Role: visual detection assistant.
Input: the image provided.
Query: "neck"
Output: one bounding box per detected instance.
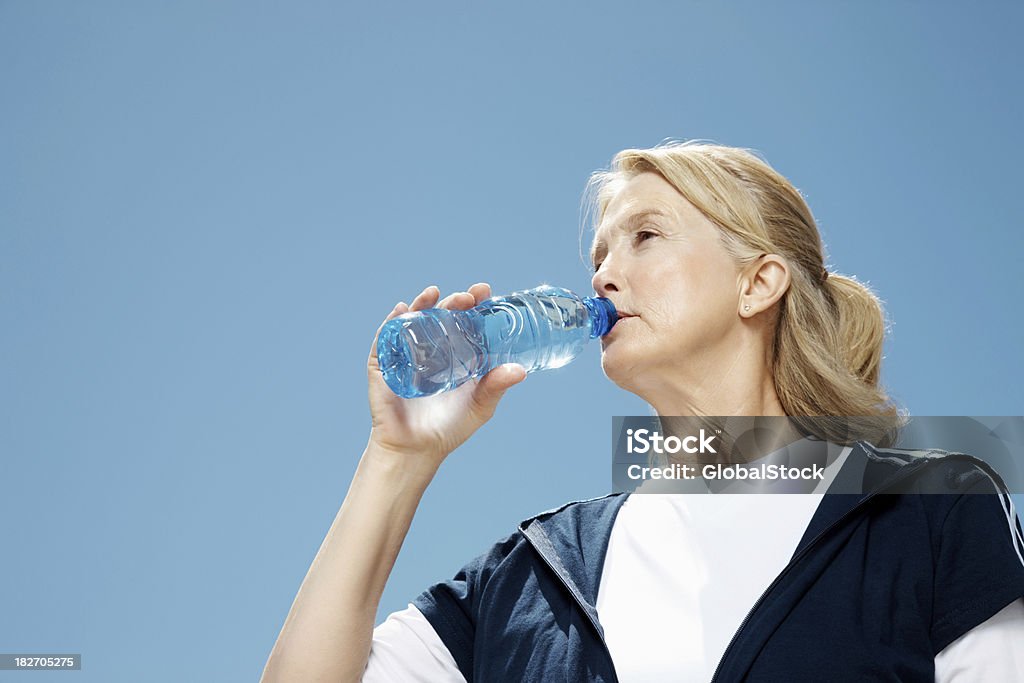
[640,341,787,419]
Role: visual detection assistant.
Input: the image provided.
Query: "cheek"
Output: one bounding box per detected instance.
[637,266,709,323]
[643,268,737,334]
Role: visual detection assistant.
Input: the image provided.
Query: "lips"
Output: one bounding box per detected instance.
[612,306,637,318]
[604,313,636,342]
[604,305,636,341]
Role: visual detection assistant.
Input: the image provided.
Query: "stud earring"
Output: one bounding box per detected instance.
[743,305,751,312]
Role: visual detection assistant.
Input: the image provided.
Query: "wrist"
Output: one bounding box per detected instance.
[362,438,444,487]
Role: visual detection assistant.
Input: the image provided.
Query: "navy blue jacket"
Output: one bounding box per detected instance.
[413,441,1024,681]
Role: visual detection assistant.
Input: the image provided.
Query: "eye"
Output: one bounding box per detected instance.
[593,229,659,272]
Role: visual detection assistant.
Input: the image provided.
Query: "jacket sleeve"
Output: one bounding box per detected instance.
[930,473,1024,654]
[411,531,520,680]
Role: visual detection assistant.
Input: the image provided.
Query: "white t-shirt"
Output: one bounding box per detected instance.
[363,445,1024,681]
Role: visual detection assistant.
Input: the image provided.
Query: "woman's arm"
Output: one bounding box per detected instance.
[260,442,439,682]
[260,284,525,683]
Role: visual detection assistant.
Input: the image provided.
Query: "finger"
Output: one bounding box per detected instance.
[409,285,440,311]
[439,291,475,310]
[468,282,491,305]
[385,301,409,322]
[467,363,527,422]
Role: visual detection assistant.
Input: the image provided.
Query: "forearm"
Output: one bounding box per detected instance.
[261,442,439,683]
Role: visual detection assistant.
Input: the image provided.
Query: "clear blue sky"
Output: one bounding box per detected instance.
[2,2,1022,681]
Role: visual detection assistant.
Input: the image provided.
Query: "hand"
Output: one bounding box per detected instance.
[365,283,527,468]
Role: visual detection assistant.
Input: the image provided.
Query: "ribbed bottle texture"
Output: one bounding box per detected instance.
[377,285,617,398]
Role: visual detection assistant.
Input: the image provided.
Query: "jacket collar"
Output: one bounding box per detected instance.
[517,493,629,639]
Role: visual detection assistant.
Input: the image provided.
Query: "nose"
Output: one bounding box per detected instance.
[591,259,620,296]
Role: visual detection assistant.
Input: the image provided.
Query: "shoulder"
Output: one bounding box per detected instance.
[855,441,1020,550]
[858,440,1013,498]
[859,446,1024,588]
[518,492,629,531]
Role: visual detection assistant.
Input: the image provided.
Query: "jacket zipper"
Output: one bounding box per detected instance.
[709,460,930,682]
[520,527,621,683]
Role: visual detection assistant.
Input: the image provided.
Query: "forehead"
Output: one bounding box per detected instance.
[591,173,687,247]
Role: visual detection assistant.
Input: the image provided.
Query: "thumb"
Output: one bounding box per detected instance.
[468,364,527,422]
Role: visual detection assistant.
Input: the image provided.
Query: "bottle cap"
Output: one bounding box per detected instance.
[584,297,618,338]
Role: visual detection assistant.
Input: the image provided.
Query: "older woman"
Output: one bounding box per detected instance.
[262,143,1024,682]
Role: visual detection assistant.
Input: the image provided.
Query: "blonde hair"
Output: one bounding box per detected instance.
[585,141,903,446]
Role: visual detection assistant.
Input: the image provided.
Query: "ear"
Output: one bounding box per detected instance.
[739,254,790,318]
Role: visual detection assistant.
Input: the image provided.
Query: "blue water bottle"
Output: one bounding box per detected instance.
[377,285,617,398]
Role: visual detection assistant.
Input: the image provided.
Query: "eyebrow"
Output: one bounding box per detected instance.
[590,209,669,267]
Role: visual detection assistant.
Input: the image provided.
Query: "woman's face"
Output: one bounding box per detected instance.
[590,172,745,396]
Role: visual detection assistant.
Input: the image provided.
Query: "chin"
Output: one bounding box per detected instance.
[600,348,644,392]
[602,342,673,401]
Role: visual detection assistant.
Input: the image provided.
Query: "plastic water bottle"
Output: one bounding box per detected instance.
[377,285,618,398]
